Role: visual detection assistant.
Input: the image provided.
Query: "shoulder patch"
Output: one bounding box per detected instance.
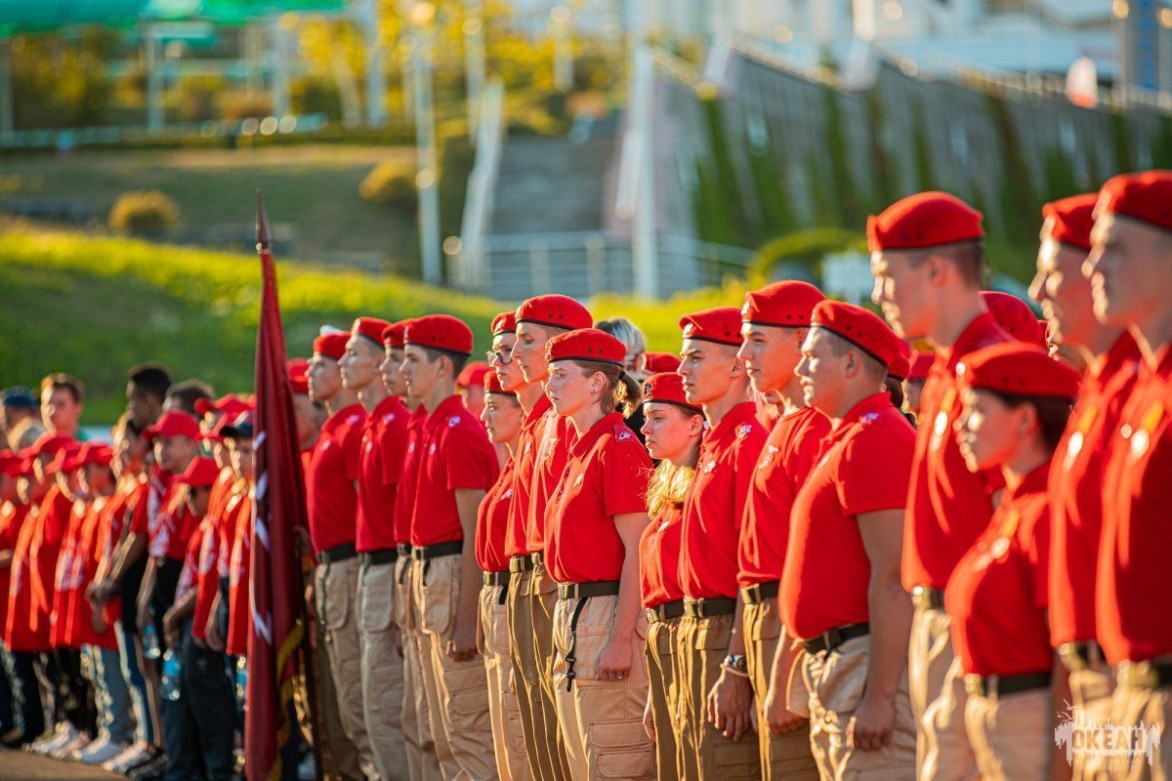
[383,413,395,425]
[737,424,753,439]
[448,415,461,427]
[860,412,880,426]
[346,413,362,425]
[615,429,633,442]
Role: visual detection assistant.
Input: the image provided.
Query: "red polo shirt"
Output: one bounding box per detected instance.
[475,459,516,574]
[902,312,1010,591]
[680,402,767,600]
[6,510,48,652]
[52,499,89,649]
[0,500,30,635]
[306,403,366,554]
[226,489,255,657]
[640,504,685,609]
[29,485,73,641]
[947,464,1052,677]
[409,395,498,548]
[525,407,573,553]
[506,395,551,558]
[392,406,427,547]
[1097,345,1172,665]
[545,413,651,584]
[64,499,117,650]
[98,479,144,627]
[176,517,210,604]
[782,394,915,640]
[356,395,409,553]
[191,468,235,642]
[1049,333,1139,648]
[738,405,830,587]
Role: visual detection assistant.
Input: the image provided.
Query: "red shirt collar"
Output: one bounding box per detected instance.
[568,412,626,460]
[322,403,365,436]
[1003,461,1050,504]
[703,401,758,447]
[368,394,407,423]
[835,392,894,432]
[423,394,469,432]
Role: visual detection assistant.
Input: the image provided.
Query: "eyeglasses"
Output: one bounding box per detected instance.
[486,349,513,366]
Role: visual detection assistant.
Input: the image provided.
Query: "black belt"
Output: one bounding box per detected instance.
[318,543,358,565]
[964,671,1051,697]
[647,600,685,623]
[1058,640,1106,672]
[742,581,779,605]
[509,555,535,574]
[802,623,871,655]
[1116,660,1172,690]
[911,586,945,610]
[483,571,511,587]
[359,548,398,567]
[411,541,463,560]
[684,597,737,618]
[558,581,620,600]
[396,544,412,558]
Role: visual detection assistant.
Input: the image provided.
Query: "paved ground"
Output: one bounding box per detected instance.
[0,747,124,780]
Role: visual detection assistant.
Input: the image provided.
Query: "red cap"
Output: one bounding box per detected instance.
[288,359,310,395]
[643,352,680,374]
[313,332,349,361]
[32,433,74,459]
[742,281,826,327]
[49,443,83,474]
[491,311,517,336]
[679,307,744,346]
[73,443,114,470]
[352,316,393,346]
[957,343,1080,400]
[381,320,409,349]
[642,372,701,413]
[175,456,221,489]
[867,191,984,252]
[908,351,935,381]
[484,371,512,396]
[515,295,593,331]
[0,452,22,478]
[195,394,251,419]
[545,328,626,366]
[1095,170,1172,233]
[811,300,904,370]
[457,361,490,389]
[144,410,201,443]
[981,292,1046,348]
[1042,194,1097,251]
[406,314,474,355]
[16,449,37,477]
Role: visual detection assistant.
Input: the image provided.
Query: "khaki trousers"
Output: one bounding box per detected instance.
[1066,664,1115,780]
[395,554,442,781]
[1106,683,1172,781]
[552,594,655,781]
[802,634,917,780]
[910,604,978,781]
[480,582,530,780]
[411,554,497,781]
[644,616,682,781]
[963,687,1050,781]
[743,599,820,780]
[315,612,365,781]
[316,557,380,780]
[677,613,762,780]
[358,560,409,781]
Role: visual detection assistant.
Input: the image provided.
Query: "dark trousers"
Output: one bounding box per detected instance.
[0,643,13,733]
[50,646,96,734]
[5,650,46,738]
[163,621,235,781]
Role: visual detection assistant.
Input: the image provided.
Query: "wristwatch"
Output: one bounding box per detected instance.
[722,654,748,673]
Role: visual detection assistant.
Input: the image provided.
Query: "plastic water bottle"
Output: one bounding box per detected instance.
[235,657,248,703]
[161,649,182,702]
[142,623,161,660]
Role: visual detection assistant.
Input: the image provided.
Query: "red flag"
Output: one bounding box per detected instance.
[246,191,309,781]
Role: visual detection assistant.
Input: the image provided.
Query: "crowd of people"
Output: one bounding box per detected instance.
[0,169,1170,781]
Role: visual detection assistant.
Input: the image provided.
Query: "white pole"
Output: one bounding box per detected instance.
[465,0,486,138]
[551,5,573,92]
[146,27,164,132]
[364,0,387,126]
[631,45,658,299]
[272,17,291,117]
[399,0,415,120]
[0,39,14,142]
[412,2,442,285]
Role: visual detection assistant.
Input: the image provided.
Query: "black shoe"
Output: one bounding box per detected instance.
[0,728,31,748]
[128,753,168,781]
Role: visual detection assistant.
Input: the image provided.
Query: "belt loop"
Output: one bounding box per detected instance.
[318,560,331,627]
[397,557,409,586]
[497,579,510,606]
[564,597,590,692]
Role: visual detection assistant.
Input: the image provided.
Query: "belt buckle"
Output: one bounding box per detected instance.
[1059,642,1087,672]
[963,674,986,696]
[1119,661,1159,689]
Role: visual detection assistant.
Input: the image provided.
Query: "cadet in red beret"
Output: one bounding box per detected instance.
[782,300,917,778]
[401,313,499,779]
[869,191,1012,777]
[980,291,1046,348]
[305,329,377,776]
[947,344,1079,779]
[1085,171,1172,778]
[540,328,652,779]
[509,294,592,781]
[457,361,491,419]
[641,352,678,374]
[731,281,826,776]
[637,372,704,780]
[673,306,766,779]
[473,371,529,781]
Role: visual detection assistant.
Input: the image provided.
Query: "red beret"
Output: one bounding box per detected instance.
[643,352,680,373]
[287,359,310,395]
[49,443,83,474]
[0,452,22,478]
[679,307,744,346]
[981,292,1046,349]
[457,361,490,389]
[1095,170,1172,233]
[908,351,935,381]
[491,311,517,336]
[1042,194,1097,252]
[73,443,114,470]
[313,332,349,361]
[545,328,626,366]
[195,394,251,419]
[32,433,74,458]
[175,456,221,489]
[484,371,512,396]
[867,191,984,252]
[352,316,392,346]
[811,300,904,370]
[642,372,701,413]
[889,340,913,381]
[405,314,474,355]
[381,321,409,349]
[957,343,1080,400]
[144,410,201,443]
[515,294,593,331]
[742,281,826,327]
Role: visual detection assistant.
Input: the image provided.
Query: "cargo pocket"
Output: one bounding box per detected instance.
[359,574,394,633]
[391,558,411,628]
[322,564,351,631]
[488,599,510,656]
[589,720,655,780]
[813,642,870,715]
[419,565,453,636]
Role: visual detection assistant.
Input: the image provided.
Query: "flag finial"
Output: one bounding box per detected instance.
[256,189,271,253]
